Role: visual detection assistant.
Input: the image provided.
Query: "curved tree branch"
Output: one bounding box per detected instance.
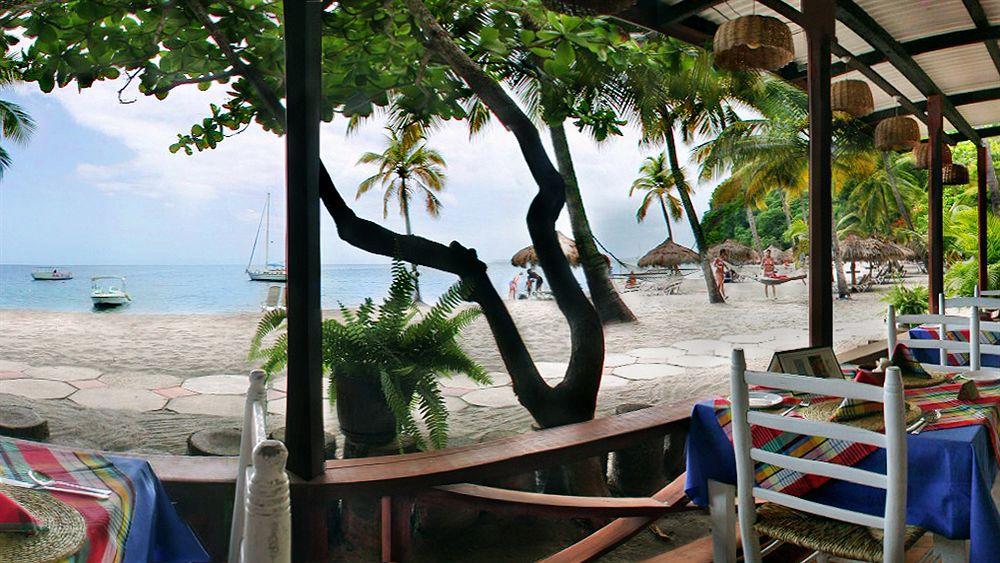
[404,0,604,420]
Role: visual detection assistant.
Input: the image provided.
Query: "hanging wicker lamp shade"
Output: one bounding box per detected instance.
[875,116,920,151]
[540,0,635,15]
[831,80,874,117]
[912,141,953,169]
[942,163,970,185]
[713,15,794,71]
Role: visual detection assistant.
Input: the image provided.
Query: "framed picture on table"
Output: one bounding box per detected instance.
[768,346,844,378]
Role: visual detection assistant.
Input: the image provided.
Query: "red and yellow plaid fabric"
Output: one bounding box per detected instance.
[0,440,135,563]
[715,377,1000,498]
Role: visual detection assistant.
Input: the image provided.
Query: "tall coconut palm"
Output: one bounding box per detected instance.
[629,153,684,240]
[0,62,35,177]
[356,124,445,302]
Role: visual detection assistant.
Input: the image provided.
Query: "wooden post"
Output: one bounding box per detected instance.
[803,0,835,347]
[927,94,944,313]
[284,2,326,560]
[979,142,990,292]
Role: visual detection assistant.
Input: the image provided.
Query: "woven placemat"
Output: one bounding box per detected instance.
[0,484,86,563]
[798,400,923,431]
[903,372,952,388]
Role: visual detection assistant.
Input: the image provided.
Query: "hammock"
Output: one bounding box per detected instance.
[757,274,807,286]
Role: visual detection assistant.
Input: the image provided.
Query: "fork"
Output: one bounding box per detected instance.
[780,398,812,416]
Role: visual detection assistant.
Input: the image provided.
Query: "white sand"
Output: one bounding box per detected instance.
[0,275,894,447]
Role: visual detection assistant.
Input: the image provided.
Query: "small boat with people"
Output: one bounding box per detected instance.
[90,276,131,308]
[31,268,73,280]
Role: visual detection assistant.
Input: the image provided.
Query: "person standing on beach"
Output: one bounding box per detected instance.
[508,273,521,300]
[527,268,544,295]
[761,249,777,299]
[713,249,729,301]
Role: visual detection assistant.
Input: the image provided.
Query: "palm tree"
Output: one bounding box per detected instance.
[356,124,446,302]
[0,62,35,177]
[629,153,684,240]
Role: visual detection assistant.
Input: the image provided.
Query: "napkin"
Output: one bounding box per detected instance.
[889,343,931,378]
[854,368,884,386]
[829,397,884,422]
[0,489,44,535]
[958,379,981,400]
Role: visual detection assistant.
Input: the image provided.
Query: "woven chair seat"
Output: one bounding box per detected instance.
[754,503,925,562]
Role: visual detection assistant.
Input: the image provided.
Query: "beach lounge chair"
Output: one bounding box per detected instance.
[728,350,925,562]
[228,370,290,562]
[261,285,284,312]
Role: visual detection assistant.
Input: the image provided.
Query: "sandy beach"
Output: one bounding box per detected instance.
[0,275,893,452]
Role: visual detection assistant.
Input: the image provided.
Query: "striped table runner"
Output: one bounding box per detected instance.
[0,440,135,562]
[715,378,1000,497]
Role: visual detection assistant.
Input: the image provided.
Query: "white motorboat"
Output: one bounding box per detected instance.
[31,268,73,280]
[91,276,131,308]
[246,192,287,282]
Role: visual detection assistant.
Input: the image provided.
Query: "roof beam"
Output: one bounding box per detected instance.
[658,0,727,25]
[615,0,717,46]
[961,0,1000,80]
[786,25,1000,83]
[866,86,1000,123]
[835,0,982,145]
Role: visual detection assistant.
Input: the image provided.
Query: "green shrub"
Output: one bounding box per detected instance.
[882,285,928,316]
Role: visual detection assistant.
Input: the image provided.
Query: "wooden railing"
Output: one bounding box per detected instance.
[26,399,695,561]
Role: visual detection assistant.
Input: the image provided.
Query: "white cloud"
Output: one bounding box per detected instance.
[32,79,718,264]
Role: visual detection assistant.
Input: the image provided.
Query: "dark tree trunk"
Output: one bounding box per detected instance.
[664,121,723,303]
[883,152,913,230]
[549,123,636,324]
[659,195,674,240]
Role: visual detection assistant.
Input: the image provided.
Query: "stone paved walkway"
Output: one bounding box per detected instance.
[0,324,817,417]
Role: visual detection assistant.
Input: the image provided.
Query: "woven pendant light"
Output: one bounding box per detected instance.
[540,0,635,15]
[713,15,794,71]
[831,80,874,118]
[875,116,920,151]
[912,141,953,170]
[942,164,970,185]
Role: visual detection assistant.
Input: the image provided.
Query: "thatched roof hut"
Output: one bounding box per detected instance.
[839,235,893,263]
[638,239,700,268]
[710,240,758,265]
[510,231,582,267]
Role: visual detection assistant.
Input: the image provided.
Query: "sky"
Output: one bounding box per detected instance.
[0,79,720,266]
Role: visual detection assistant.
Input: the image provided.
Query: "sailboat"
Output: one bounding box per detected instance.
[246,192,287,282]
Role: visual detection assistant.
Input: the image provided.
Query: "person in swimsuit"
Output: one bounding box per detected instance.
[527,268,544,295]
[761,249,777,299]
[508,273,521,300]
[713,249,728,300]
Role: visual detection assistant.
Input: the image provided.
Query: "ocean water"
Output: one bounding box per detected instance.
[0,263,588,314]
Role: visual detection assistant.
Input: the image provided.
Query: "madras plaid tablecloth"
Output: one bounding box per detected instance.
[908,325,1000,367]
[0,439,208,562]
[712,378,1000,499]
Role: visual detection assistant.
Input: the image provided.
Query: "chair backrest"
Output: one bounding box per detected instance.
[729,349,908,563]
[228,370,290,563]
[886,303,972,370]
[939,289,1000,371]
[263,286,282,310]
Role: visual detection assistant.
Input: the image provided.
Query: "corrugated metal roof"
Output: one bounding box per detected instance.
[959,100,1000,128]
[915,44,1000,95]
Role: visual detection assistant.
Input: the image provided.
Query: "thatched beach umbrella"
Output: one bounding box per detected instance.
[510,231,582,267]
[839,235,885,263]
[638,239,700,269]
[710,240,758,265]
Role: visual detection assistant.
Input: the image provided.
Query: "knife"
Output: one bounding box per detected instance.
[0,476,110,499]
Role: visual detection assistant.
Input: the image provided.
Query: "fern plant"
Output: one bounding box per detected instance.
[882,284,929,317]
[249,260,490,449]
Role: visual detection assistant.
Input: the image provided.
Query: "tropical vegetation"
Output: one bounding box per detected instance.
[250,260,488,449]
[0,59,34,177]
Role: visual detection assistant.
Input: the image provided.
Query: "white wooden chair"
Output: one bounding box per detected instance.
[228,370,291,563]
[729,348,919,562]
[941,289,1000,374]
[886,303,973,372]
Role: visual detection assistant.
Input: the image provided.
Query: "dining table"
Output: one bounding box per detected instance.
[0,437,210,562]
[908,325,1000,368]
[685,378,1000,563]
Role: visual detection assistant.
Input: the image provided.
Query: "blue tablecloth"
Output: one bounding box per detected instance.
[107,455,210,562]
[686,402,1000,562]
[908,326,1000,368]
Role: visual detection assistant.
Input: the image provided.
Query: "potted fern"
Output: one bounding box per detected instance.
[250,261,489,449]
